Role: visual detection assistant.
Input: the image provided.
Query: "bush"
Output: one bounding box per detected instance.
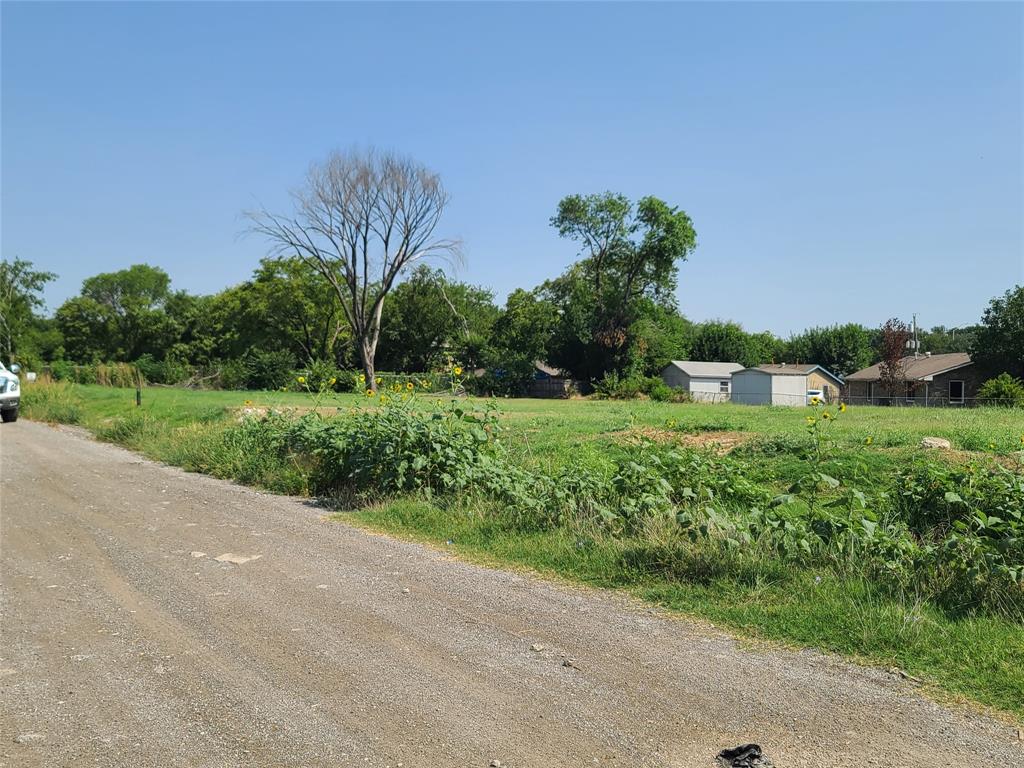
[978,373,1024,407]
[218,349,297,391]
[592,372,689,402]
[135,354,190,385]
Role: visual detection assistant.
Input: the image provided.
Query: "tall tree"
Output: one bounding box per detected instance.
[971,286,1024,377]
[481,289,556,394]
[249,148,458,390]
[0,258,56,363]
[75,264,175,360]
[877,318,911,397]
[545,192,697,380]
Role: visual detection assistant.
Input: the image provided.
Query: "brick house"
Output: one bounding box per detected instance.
[844,352,981,406]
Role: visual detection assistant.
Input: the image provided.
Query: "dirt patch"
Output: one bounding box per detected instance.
[609,427,752,454]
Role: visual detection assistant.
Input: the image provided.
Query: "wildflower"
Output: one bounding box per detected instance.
[297,376,306,384]
[407,382,414,391]
[243,399,253,406]
[453,366,463,376]
[375,377,382,385]
[988,443,996,450]
[359,374,365,381]
[809,395,821,405]
[821,411,832,420]
[329,377,337,386]
[805,416,816,425]
[838,402,847,413]
[365,389,374,397]
[864,436,873,445]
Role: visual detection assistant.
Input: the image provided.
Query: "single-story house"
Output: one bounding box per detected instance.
[844,352,979,406]
[660,361,745,402]
[731,363,844,406]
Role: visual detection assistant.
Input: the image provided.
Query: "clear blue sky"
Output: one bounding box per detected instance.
[3,1,1021,336]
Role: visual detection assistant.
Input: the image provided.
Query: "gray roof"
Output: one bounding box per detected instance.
[845,353,972,382]
[738,363,844,384]
[664,361,745,377]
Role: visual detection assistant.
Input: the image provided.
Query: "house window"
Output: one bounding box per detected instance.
[949,380,965,404]
[719,380,730,394]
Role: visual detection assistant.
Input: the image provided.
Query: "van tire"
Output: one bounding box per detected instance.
[1,408,18,423]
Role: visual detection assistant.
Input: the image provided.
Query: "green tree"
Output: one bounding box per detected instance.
[785,323,874,378]
[971,286,1024,378]
[0,258,57,364]
[689,321,776,368]
[626,302,693,375]
[481,289,556,394]
[377,265,498,372]
[55,296,113,363]
[919,325,979,355]
[71,264,176,360]
[544,192,697,381]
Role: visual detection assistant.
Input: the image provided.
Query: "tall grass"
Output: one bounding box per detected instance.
[20,379,84,424]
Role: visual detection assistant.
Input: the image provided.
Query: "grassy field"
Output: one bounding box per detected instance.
[55,382,1024,452]
[20,382,1024,720]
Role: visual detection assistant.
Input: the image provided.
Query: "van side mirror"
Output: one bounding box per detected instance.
[9,364,20,374]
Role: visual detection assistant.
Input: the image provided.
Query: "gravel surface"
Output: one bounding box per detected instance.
[1,420,1020,767]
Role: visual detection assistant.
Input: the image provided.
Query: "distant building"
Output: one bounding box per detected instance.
[528,361,576,399]
[660,361,745,402]
[844,352,978,406]
[731,363,844,406]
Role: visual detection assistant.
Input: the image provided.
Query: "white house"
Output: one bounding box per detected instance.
[731,363,844,406]
[660,361,745,402]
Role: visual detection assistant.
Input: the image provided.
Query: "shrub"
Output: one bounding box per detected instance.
[218,349,297,390]
[135,354,190,385]
[592,372,689,402]
[978,373,1024,407]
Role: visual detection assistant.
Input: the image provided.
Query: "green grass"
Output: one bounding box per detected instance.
[20,381,1024,720]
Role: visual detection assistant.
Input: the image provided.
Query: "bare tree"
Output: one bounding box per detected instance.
[248,148,459,390]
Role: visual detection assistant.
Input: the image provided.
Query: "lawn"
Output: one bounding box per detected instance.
[63,383,1024,454]
[20,382,1024,720]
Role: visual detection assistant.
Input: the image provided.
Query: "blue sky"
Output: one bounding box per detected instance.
[2,1,1021,336]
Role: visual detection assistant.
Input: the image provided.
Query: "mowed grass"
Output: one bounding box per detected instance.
[56,384,1024,456]
[21,382,1024,719]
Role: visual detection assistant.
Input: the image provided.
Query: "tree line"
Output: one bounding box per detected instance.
[1,147,1020,394]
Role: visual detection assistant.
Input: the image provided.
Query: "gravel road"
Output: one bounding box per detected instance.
[1,420,1020,767]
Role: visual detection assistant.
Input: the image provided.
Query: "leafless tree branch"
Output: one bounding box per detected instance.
[246,148,461,388]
